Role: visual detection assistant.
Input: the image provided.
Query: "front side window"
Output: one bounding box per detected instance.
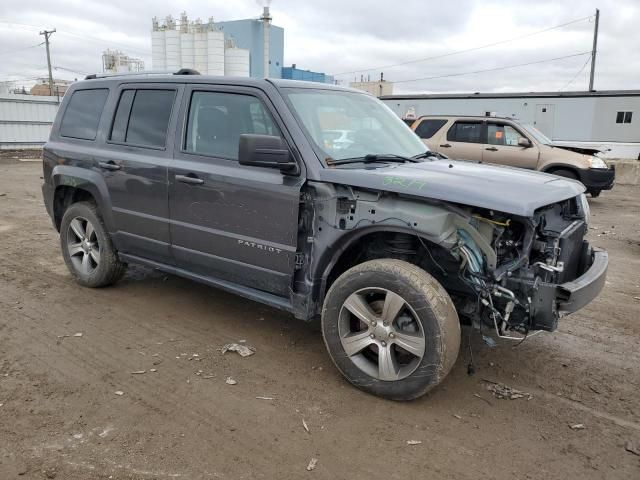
[414,119,447,139]
[446,122,483,143]
[282,88,425,162]
[487,124,522,146]
[110,89,175,148]
[185,91,280,160]
[60,89,109,140]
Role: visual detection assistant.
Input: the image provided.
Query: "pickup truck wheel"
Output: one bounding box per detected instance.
[322,259,460,400]
[60,201,126,288]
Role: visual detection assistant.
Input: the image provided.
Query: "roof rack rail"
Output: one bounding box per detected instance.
[84,69,200,80]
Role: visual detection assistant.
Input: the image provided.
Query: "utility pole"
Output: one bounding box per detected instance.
[588,9,599,92]
[39,28,56,96]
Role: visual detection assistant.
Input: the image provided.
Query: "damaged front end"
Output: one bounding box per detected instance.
[453,193,608,338]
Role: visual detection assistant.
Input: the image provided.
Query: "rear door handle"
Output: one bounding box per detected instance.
[98,161,121,171]
[176,174,204,185]
[440,143,451,148]
[485,147,498,151]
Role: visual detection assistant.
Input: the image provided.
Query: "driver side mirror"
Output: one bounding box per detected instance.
[518,137,532,148]
[238,134,298,174]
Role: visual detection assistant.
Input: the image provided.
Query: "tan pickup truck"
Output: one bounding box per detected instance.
[411,115,615,197]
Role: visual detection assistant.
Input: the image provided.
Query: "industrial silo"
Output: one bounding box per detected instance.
[164,16,181,71]
[224,40,250,77]
[179,12,195,69]
[206,18,225,76]
[151,17,166,70]
[193,19,208,74]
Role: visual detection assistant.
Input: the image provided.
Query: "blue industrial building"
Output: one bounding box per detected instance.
[281,65,335,84]
[216,19,284,78]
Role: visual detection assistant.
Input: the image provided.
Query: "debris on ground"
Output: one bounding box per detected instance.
[256,396,274,400]
[625,440,640,456]
[57,332,83,339]
[453,414,462,419]
[484,380,533,400]
[131,371,146,375]
[202,375,215,379]
[150,369,157,373]
[221,343,256,357]
[73,332,83,337]
[114,391,124,396]
[569,423,586,430]
[306,458,318,471]
[473,393,493,405]
[225,376,237,385]
[302,418,310,433]
[406,440,422,445]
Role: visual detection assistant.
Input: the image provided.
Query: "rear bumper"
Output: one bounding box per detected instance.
[42,182,55,227]
[556,248,608,315]
[577,167,615,191]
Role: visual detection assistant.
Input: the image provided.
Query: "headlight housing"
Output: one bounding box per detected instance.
[577,193,591,225]
[590,156,608,169]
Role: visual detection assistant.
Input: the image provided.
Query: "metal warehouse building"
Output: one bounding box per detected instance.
[0,94,59,150]
[382,90,640,159]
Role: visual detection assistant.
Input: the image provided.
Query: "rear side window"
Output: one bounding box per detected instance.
[185,91,281,160]
[60,89,109,140]
[110,89,175,148]
[447,122,483,143]
[414,119,447,139]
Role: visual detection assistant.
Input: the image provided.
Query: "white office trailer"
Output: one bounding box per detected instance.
[382,90,640,159]
[0,94,59,149]
[151,13,249,77]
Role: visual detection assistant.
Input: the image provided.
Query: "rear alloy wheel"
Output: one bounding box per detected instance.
[67,216,101,276]
[322,259,460,400]
[60,201,126,287]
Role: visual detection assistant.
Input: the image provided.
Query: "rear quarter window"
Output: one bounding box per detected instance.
[59,89,109,140]
[414,119,447,139]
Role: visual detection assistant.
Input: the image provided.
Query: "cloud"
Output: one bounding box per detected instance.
[0,0,637,93]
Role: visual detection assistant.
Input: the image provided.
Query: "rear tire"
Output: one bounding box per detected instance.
[321,259,460,401]
[60,201,126,288]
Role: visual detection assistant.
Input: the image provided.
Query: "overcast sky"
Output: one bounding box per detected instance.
[0,0,638,94]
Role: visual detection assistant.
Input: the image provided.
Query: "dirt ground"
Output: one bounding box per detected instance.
[1,157,639,480]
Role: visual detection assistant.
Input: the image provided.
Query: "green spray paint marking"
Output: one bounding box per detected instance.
[383,176,427,190]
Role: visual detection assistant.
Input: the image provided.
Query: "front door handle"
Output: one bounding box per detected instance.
[98,161,121,171]
[176,174,204,185]
[440,143,451,148]
[485,147,499,152]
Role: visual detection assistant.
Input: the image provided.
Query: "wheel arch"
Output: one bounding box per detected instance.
[51,165,115,232]
[312,225,453,310]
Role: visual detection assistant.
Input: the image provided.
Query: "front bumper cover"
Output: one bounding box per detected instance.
[557,247,608,315]
[577,166,615,191]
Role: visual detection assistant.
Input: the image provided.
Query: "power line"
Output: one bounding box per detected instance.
[0,21,151,56]
[559,53,592,91]
[332,15,593,76]
[392,51,591,84]
[0,42,43,57]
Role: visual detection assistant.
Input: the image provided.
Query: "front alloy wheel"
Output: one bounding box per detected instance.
[322,259,460,400]
[339,288,426,381]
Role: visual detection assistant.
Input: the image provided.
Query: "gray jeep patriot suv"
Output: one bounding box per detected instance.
[42,71,608,400]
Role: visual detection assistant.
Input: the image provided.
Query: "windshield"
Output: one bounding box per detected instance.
[282,88,426,163]
[522,123,552,145]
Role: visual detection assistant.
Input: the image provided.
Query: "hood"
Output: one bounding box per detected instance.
[551,144,603,156]
[319,159,585,217]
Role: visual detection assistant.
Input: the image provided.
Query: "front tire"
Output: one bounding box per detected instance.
[60,201,126,288]
[321,259,460,400]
